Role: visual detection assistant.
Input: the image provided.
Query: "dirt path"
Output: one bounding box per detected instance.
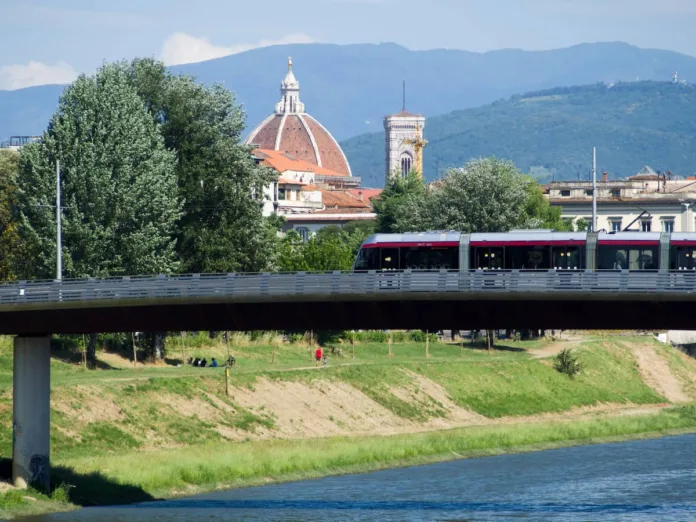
[628,342,690,403]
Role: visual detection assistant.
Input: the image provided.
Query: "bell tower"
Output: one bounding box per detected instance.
[384,81,426,184]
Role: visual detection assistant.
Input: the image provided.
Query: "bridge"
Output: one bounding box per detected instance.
[5,269,696,491]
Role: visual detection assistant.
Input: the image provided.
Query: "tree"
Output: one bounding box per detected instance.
[0,150,25,279]
[124,58,278,274]
[373,170,427,233]
[16,62,180,364]
[277,230,355,272]
[574,218,589,232]
[315,220,376,259]
[386,158,570,233]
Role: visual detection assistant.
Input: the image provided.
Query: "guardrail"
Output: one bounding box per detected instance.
[0,270,695,308]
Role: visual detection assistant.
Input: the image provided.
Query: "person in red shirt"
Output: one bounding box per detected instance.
[315,346,323,366]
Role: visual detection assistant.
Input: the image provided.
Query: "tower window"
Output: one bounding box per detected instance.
[401,155,412,178]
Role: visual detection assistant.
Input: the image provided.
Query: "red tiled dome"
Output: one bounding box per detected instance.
[244,58,352,178]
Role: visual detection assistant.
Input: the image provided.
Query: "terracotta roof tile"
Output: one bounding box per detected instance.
[321,189,371,209]
[255,148,344,177]
[347,188,383,202]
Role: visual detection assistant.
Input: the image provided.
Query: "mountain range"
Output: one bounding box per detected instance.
[341,81,696,187]
[2,41,696,144]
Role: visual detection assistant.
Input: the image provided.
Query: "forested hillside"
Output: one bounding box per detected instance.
[342,81,696,186]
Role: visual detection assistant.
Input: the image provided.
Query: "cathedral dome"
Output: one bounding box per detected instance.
[244,58,352,178]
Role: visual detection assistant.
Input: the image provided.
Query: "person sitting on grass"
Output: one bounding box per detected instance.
[200,358,207,368]
[210,358,218,368]
[193,357,200,367]
[226,355,236,367]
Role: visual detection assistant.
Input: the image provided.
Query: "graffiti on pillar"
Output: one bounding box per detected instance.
[29,454,49,489]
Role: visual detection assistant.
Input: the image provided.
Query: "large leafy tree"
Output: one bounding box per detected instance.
[0,150,25,279]
[124,58,278,273]
[373,170,427,233]
[16,63,180,363]
[277,230,356,272]
[381,158,568,233]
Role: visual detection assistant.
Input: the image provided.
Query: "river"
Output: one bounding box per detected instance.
[25,434,696,521]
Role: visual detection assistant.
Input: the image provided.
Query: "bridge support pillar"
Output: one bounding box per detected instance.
[12,336,50,491]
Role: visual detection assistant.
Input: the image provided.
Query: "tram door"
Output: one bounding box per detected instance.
[474,247,504,270]
[552,246,584,270]
[671,247,696,270]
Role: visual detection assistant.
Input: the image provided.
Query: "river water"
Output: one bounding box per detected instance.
[25,434,696,521]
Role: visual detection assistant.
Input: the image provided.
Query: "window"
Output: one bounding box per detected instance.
[560,190,571,197]
[671,247,696,270]
[505,246,551,270]
[609,219,622,232]
[400,155,412,178]
[401,247,459,270]
[296,227,310,242]
[641,220,652,232]
[610,189,621,198]
[552,246,585,270]
[473,247,504,270]
[278,188,286,200]
[380,248,400,271]
[663,219,675,233]
[585,190,593,197]
[354,248,378,271]
[598,246,658,270]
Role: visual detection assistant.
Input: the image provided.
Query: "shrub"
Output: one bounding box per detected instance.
[554,348,582,378]
[391,331,407,343]
[409,330,426,342]
[288,333,305,344]
[317,330,343,346]
[363,331,388,343]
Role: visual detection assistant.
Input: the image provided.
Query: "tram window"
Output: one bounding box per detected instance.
[597,246,658,270]
[401,247,459,270]
[505,246,551,270]
[380,248,399,271]
[473,247,504,269]
[354,248,379,271]
[552,247,584,269]
[671,247,696,270]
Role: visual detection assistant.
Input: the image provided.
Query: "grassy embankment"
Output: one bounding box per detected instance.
[1,332,696,518]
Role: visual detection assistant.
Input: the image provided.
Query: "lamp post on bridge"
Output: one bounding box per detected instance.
[56,160,62,281]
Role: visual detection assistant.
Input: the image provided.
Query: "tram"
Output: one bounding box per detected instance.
[353,230,696,272]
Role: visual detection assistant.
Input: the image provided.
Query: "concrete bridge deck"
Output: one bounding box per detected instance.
[1,269,696,333]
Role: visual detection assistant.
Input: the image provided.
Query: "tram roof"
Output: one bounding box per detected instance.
[362,232,461,245]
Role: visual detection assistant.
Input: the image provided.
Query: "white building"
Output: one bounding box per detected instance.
[252,149,374,239]
[0,136,40,151]
[546,166,696,233]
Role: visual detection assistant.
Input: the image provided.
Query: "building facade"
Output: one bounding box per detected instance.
[384,109,426,184]
[546,167,696,233]
[252,149,373,238]
[0,136,40,151]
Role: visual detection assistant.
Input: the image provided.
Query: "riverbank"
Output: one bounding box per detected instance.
[1,333,696,518]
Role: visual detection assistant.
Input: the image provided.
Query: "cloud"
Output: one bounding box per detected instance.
[0,61,78,90]
[160,32,316,66]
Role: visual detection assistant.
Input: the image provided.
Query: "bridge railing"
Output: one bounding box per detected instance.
[0,270,696,306]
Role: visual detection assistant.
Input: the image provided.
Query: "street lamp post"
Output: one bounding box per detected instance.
[56,160,62,281]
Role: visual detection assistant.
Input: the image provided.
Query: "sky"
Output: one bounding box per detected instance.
[2,0,696,90]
